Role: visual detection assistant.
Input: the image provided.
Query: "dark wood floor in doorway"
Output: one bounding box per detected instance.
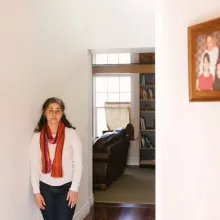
[84,202,155,220]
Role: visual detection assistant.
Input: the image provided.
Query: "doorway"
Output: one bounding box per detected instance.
[91,51,155,205]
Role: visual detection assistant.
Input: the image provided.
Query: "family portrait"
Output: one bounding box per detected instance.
[196,31,220,91]
[188,17,220,101]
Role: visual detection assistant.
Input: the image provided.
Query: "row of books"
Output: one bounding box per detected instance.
[141,135,154,148]
[140,88,154,100]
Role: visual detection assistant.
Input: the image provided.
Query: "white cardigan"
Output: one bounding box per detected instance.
[29,127,83,194]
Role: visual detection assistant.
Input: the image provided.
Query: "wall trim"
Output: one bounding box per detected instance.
[73,194,94,220]
[89,194,94,207]
[93,64,155,74]
[127,156,139,166]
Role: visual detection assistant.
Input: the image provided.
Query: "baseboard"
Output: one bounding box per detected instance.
[88,194,94,207]
[127,156,139,166]
[73,194,94,220]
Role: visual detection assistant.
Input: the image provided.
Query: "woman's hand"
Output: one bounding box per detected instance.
[34,193,46,210]
[66,190,78,208]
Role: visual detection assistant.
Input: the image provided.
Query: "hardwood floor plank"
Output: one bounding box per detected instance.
[84,203,155,220]
[94,202,155,208]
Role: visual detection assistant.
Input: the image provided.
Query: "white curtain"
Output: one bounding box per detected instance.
[104,102,131,130]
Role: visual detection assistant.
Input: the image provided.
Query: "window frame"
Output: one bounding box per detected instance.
[93,53,131,65]
[93,74,131,138]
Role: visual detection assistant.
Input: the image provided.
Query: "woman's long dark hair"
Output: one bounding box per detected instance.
[34,97,75,132]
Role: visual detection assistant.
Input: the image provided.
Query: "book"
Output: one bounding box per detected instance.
[141,75,145,85]
[143,90,147,99]
[141,137,146,148]
[140,117,146,130]
[145,136,154,148]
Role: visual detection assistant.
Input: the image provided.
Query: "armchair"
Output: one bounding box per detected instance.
[93,128,130,189]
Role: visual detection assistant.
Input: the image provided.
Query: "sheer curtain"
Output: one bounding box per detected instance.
[104,102,131,130]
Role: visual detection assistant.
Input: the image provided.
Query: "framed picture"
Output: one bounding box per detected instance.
[188,17,220,101]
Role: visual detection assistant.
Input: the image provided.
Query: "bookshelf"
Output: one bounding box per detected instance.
[139,72,155,168]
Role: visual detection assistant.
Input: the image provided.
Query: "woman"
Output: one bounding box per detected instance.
[197,53,213,91]
[212,61,220,90]
[29,97,83,220]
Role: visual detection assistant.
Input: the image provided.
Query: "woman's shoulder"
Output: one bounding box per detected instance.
[65,127,77,136]
[30,132,40,142]
[65,127,81,144]
[32,132,40,138]
[29,132,40,148]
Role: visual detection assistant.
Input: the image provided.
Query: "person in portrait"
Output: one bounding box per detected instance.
[212,61,220,90]
[199,33,219,78]
[197,53,213,91]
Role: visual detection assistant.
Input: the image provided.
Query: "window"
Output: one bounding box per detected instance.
[93,75,131,137]
[93,53,131,65]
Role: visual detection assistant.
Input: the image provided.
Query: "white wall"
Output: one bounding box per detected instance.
[0,2,38,219]
[1,1,92,219]
[0,0,155,219]
[156,1,220,220]
[86,0,155,51]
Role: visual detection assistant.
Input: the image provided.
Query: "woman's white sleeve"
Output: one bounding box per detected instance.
[29,133,41,194]
[70,130,83,192]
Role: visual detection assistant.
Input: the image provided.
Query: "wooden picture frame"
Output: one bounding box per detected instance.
[188,17,220,101]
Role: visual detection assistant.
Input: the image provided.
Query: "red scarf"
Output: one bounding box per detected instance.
[40,121,65,178]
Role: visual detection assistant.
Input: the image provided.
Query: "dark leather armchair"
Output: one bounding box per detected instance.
[93,128,130,189]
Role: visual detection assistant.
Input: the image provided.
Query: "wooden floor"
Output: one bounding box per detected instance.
[84,203,155,220]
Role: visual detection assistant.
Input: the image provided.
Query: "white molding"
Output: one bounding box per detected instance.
[89,47,155,54]
[127,156,139,166]
[88,194,94,207]
[73,202,90,220]
[73,194,94,220]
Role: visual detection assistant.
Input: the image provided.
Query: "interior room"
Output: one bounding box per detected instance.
[91,52,155,205]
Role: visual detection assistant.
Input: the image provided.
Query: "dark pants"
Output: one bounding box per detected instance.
[40,181,76,220]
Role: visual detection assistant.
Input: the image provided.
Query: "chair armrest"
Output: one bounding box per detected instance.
[93,152,109,162]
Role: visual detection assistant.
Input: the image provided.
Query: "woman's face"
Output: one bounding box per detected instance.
[44,103,63,125]
[203,57,210,72]
[217,64,220,78]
